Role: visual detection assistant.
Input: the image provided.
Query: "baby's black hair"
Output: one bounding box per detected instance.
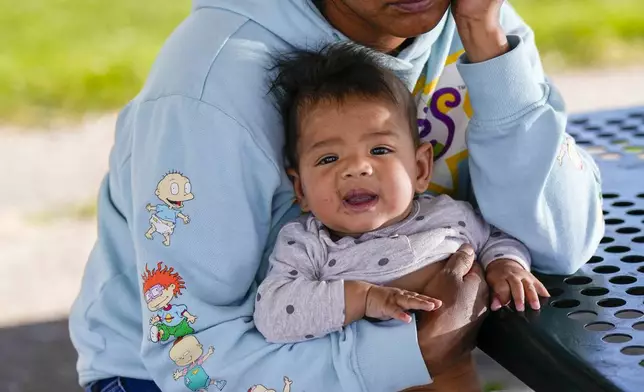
[268,43,419,169]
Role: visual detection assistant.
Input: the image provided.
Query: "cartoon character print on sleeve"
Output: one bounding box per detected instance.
[145,170,194,246]
[248,377,293,392]
[556,134,584,170]
[142,262,198,343]
[170,335,227,392]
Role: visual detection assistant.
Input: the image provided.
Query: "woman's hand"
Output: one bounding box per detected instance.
[415,244,489,376]
[451,0,509,63]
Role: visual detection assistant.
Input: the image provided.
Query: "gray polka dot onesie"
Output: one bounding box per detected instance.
[254,194,531,343]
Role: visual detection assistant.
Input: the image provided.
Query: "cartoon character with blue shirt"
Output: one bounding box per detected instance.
[170,335,227,391]
[145,171,194,246]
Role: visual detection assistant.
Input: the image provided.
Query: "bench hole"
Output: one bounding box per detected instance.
[564,276,592,285]
[551,299,580,309]
[598,298,626,308]
[633,237,644,244]
[622,255,644,263]
[626,286,644,296]
[627,209,644,216]
[593,265,620,274]
[587,256,603,264]
[621,346,644,356]
[581,287,609,296]
[603,193,620,199]
[600,236,615,244]
[547,287,564,297]
[603,334,633,343]
[585,322,615,331]
[568,311,597,322]
[613,201,635,207]
[610,276,637,285]
[605,219,625,225]
[617,227,641,234]
[616,310,644,319]
[633,322,644,331]
[605,246,631,253]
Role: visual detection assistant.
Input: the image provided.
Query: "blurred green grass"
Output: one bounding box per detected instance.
[0,0,189,125]
[1,0,643,125]
[513,0,644,68]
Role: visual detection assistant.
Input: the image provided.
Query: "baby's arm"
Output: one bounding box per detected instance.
[346,281,441,324]
[254,221,346,343]
[254,221,439,343]
[431,196,548,312]
[480,227,549,311]
[479,227,531,271]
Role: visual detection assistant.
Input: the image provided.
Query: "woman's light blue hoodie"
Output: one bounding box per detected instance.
[69,1,604,391]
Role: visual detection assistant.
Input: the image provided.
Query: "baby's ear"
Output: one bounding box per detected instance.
[287,168,310,212]
[414,143,434,193]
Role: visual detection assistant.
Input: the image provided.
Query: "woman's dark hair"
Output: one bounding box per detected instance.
[268,43,419,169]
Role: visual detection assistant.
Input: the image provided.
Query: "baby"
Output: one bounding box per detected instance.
[255,43,549,344]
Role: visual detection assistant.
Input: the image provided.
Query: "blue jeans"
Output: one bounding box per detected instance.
[85,377,161,392]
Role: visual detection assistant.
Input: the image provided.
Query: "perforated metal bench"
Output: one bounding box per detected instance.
[478,106,644,392]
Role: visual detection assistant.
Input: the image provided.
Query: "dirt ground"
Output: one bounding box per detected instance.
[1,66,643,391]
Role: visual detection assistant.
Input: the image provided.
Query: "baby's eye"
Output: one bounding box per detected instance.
[316,155,338,165]
[371,146,392,155]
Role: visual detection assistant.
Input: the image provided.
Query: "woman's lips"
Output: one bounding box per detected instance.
[343,189,379,212]
[389,0,435,13]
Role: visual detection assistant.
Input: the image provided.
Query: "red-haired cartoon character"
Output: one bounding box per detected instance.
[142,262,198,343]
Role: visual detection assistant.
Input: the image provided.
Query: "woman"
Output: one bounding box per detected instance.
[69,1,603,391]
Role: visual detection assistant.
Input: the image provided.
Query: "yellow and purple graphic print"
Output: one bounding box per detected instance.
[413,50,473,199]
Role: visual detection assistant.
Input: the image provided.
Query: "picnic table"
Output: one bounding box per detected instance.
[478,106,644,392]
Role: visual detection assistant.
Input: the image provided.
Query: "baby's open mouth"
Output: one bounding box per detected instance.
[343,189,379,212]
[167,199,183,207]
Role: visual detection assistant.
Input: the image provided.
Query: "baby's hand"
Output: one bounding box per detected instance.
[485,259,550,312]
[365,286,442,323]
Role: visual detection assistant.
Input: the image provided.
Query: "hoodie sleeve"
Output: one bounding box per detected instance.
[456,3,604,275]
[131,96,430,392]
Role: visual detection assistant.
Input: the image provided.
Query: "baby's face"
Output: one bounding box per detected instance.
[292,96,432,236]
